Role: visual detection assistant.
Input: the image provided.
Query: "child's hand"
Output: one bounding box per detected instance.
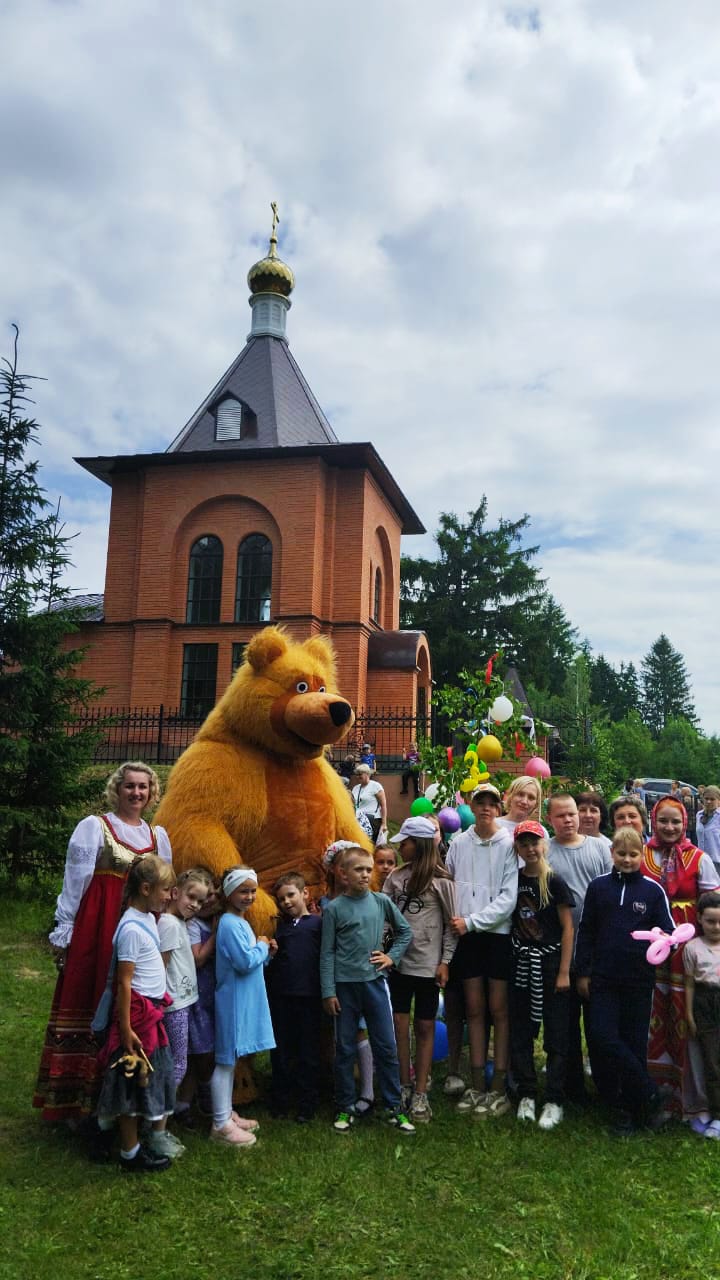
[257,935,271,946]
[451,916,467,937]
[370,950,392,972]
[122,1029,144,1056]
[576,977,590,1001]
[323,996,341,1016]
[268,939,278,956]
[555,971,570,992]
[435,962,449,988]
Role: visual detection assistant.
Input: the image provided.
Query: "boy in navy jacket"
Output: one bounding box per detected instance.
[575,827,674,1135]
[266,872,323,1122]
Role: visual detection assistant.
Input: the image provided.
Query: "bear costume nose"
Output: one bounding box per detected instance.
[329,700,353,727]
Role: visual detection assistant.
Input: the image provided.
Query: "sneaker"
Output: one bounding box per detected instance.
[409,1092,432,1124]
[147,1130,186,1159]
[690,1116,710,1136]
[119,1144,170,1173]
[387,1111,416,1134]
[443,1074,466,1097]
[210,1120,257,1148]
[231,1111,259,1132]
[704,1119,720,1140]
[456,1088,484,1113]
[517,1097,536,1123]
[538,1102,563,1131]
[400,1084,413,1111]
[474,1090,511,1117]
[333,1111,355,1133]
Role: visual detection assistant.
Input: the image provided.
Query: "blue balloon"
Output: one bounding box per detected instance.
[457,803,474,831]
[432,1018,449,1062]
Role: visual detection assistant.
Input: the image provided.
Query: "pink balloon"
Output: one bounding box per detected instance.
[631,922,695,964]
[525,756,551,778]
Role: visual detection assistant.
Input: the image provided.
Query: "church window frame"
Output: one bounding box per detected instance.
[186,534,223,625]
[235,533,273,624]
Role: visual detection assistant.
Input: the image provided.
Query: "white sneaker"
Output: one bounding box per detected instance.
[456,1088,484,1113]
[443,1074,466,1097]
[474,1089,512,1117]
[409,1092,432,1124]
[538,1102,563,1130]
[517,1097,536,1123]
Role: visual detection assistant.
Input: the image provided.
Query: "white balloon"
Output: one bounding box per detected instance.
[490,695,513,724]
[424,782,440,805]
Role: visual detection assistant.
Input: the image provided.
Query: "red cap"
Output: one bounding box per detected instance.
[514,820,546,839]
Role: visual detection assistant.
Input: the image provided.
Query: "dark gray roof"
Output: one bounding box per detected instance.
[505,665,533,717]
[48,592,104,621]
[167,336,338,453]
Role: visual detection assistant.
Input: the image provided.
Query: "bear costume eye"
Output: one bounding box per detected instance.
[318,685,326,693]
[296,681,309,693]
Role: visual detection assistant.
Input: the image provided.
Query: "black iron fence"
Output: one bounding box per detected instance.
[72,705,443,768]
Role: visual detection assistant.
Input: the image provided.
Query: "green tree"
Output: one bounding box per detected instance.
[589,655,641,722]
[400,501,576,691]
[0,328,104,875]
[641,634,696,736]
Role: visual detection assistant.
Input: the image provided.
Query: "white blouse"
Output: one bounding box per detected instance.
[49,814,172,948]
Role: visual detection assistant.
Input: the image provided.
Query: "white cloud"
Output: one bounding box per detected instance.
[3,0,720,730]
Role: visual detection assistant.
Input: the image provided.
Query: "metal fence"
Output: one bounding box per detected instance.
[72,705,441,768]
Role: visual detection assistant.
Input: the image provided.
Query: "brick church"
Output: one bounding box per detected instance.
[70,208,432,731]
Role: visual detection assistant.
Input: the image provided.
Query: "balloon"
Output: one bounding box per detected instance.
[467,743,478,755]
[446,746,454,767]
[423,782,440,805]
[432,1019,449,1062]
[457,803,474,830]
[490,695,513,724]
[476,768,490,782]
[463,749,478,767]
[459,777,476,793]
[525,755,551,778]
[438,806,461,833]
[477,734,503,763]
[411,797,434,816]
[631,923,695,964]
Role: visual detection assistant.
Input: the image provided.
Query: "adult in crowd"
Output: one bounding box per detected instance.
[351,762,387,844]
[696,786,720,874]
[575,792,612,852]
[642,796,720,1122]
[609,795,648,836]
[496,775,549,837]
[34,762,172,1126]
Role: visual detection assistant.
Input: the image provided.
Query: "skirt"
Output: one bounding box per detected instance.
[97,1044,176,1120]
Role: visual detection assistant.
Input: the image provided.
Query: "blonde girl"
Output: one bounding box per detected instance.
[498,775,548,836]
[383,816,457,1123]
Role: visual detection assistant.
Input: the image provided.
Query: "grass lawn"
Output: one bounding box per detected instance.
[2,890,720,1280]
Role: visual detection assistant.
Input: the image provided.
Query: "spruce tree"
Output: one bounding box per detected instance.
[0,327,104,875]
[640,634,696,736]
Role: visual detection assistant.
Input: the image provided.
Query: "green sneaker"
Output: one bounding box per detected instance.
[333,1111,355,1133]
[387,1110,416,1134]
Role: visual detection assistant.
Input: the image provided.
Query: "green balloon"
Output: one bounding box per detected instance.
[411,797,435,816]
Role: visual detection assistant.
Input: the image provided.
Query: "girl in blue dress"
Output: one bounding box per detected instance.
[209,867,276,1148]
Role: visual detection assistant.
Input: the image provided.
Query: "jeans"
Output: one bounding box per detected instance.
[509,954,570,1104]
[586,981,655,1119]
[334,978,401,1112]
[566,981,590,1101]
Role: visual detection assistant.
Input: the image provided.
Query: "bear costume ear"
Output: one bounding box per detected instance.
[304,635,337,680]
[247,627,289,672]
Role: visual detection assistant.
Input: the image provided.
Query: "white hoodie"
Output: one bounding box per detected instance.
[446,826,518,935]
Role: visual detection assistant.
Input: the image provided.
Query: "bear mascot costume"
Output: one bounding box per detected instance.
[155,625,372,935]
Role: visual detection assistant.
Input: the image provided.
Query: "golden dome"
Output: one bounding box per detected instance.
[247,201,295,297]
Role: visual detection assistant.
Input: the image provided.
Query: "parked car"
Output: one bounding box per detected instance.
[639,778,699,810]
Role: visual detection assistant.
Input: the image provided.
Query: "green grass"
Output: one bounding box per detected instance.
[2,895,720,1280]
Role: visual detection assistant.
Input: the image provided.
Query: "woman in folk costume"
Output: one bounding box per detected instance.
[642,796,719,1122]
[34,762,172,1126]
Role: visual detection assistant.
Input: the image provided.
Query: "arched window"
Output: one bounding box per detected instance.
[235,534,272,623]
[373,566,382,625]
[186,535,223,624]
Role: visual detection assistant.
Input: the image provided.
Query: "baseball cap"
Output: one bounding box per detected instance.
[471,783,502,804]
[390,817,438,843]
[514,820,546,839]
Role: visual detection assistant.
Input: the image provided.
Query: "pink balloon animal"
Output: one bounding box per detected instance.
[630,922,695,964]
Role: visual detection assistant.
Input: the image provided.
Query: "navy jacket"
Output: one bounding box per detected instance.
[575,868,674,988]
[266,913,322,1000]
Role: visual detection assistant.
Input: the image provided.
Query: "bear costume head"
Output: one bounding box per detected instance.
[155,627,372,936]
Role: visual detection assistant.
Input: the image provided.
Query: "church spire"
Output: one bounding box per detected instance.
[247,201,295,342]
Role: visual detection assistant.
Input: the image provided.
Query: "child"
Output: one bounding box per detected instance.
[209,866,276,1148]
[177,871,221,1120]
[319,844,414,1133]
[158,868,211,1104]
[95,854,177,1172]
[383,816,457,1123]
[266,871,323,1122]
[444,784,517,1116]
[547,792,613,1106]
[684,891,720,1139]
[373,843,398,887]
[575,827,674,1135]
[509,821,575,1130]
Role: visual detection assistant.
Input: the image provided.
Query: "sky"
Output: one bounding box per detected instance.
[3,0,719,729]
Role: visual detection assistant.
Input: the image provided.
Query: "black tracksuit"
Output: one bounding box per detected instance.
[575,868,674,1119]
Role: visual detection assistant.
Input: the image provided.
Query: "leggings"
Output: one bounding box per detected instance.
[209,1062,235,1128]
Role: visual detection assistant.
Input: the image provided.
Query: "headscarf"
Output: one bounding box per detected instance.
[647,797,693,898]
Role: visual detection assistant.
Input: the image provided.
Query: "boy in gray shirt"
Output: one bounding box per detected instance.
[547,793,613,1105]
[320,845,413,1134]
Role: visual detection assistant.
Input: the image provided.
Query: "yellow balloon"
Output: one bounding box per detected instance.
[477,734,503,763]
[460,777,476,793]
[464,749,478,766]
